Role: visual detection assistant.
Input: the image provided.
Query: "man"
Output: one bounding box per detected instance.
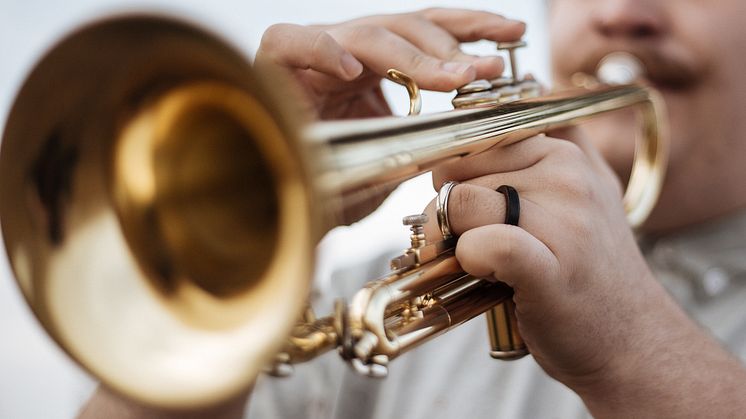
[79,2,746,418]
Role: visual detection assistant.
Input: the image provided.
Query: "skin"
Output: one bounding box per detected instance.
[430,0,746,416]
[254,9,524,119]
[549,0,746,233]
[79,3,746,418]
[254,9,525,224]
[427,132,746,418]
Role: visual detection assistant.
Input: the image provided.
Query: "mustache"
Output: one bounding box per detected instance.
[579,46,703,90]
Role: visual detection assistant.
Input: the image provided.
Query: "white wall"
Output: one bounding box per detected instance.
[0,1,549,417]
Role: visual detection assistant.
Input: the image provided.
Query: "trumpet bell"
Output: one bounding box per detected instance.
[0,15,314,407]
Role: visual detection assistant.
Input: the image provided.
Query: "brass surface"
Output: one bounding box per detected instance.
[0,16,314,408]
[0,14,668,408]
[308,85,667,225]
[487,299,528,360]
[385,69,422,116]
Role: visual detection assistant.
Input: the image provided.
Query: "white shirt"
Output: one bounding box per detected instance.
[247,211,746,419]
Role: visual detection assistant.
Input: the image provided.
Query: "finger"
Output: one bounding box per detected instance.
[421,8,526,42]
[257,24,364,81]
[455,224,560,294]
[537,127,624,197]
[422,181,550,241]
[364,14,505,80]
[328,25,477,91]
[433,134,561,189]
[448,184,509,235]
[548,126,607,170]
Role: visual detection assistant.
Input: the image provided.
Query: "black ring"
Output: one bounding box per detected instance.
[496,185,520,226]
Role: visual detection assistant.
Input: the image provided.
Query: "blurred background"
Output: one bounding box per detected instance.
[0,1,550,417]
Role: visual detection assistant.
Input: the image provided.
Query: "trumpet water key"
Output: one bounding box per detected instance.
[0,15,667,408]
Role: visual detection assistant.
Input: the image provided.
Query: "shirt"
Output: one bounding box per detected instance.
[247,211,746,419]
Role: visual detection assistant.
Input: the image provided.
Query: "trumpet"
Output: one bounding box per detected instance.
[0,15,667,408]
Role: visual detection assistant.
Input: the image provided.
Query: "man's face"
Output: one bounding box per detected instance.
[549,0,746,231]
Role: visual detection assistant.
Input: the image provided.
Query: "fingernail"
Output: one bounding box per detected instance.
[442,61,474,75]
[341,53,363,79]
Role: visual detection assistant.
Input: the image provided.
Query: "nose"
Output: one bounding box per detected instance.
[593,0,666,39]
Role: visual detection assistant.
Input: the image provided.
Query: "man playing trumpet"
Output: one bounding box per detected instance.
[81,1,746,417]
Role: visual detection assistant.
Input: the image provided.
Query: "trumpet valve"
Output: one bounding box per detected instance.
[452,40,541,109]
[452,78,541,109]
[496,40,527,83]
[452,89,502,109]
[402,213,428,249]
[518,78,542,99]
[457,79,492,95]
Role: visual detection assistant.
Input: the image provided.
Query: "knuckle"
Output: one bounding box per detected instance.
[448,46,464,57]
[553,140,586,162]
[442,42,462,59]
[546,142,600,201]
[408,52,435,71]
[309,30,334,61]
[420,7,443,19]
[346,24,387,45]
[397,12,427,25]
[451,184,478,220]
[558,169,597,202]
[260,23,293,50]
[432,173,447,190]
[432,162,462,190]
[462,23,486,41]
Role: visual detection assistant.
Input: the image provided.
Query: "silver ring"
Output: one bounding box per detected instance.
[436,181,459,239]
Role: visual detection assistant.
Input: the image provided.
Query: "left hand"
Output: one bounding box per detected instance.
[422,133,687,393]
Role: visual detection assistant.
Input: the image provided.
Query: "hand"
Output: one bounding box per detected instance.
[256,9,526,224]
[422,133,726,411]
[255,9,525,119]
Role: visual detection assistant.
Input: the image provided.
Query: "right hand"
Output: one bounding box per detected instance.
[257,9,526,224]
[255,9,526,119]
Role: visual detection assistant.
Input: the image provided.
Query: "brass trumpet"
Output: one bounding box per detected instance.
[0,15,667,408]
